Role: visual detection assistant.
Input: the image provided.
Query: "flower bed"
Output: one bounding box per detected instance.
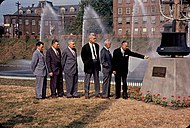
[128,86,190,108]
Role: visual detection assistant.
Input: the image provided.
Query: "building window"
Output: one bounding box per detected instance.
[160,16,164,23]
[45,21,48,26]
[151,16,156,24]
[126,28,130,34]
[70,7,75,12]
[126,8,130,14]
[118,0,122,4]
[5,19,9,24]
[144,6,148,13]
[26,9,31,14]
[61,7,65,13]
[32,20,36,26]
[25,20,29,25]
[134,28,138,33]
[19,19,22,24]
[126,0,130,3]
[134,8,139,14]
[126,17,130,24]
[118,17,122,24]
[143,27,147,32]
[12,19,16,24]
[151,27,156,32]
[134,18,138,24]
[118,8,122,14]
[143,16,147,24]
[118,29,122,35]
[19,10,23,14]
[151,6,156,13]
[161,6,165,12]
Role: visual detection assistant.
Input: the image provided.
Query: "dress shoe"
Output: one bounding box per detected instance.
[66,96,73,98]
[115,96,120,99]
[122,95,128,99]
[73,95,80,98]
[95,95,101,98]
[85,96,89,99]
[51,95,57,98]
[102,96,110,99]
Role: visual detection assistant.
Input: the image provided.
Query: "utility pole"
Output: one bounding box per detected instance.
[16,1,21,38]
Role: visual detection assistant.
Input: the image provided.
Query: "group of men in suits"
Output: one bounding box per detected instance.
[81,33,149,99]
[31,33,148,100]
[31,39,79,99]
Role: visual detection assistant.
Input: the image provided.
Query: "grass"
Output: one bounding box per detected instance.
[0,78,190,128]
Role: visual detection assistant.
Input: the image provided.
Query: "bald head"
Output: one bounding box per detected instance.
[121,41,129,51]
[68,39,75,49]
[89,33,96,44]
[104,39,111,49]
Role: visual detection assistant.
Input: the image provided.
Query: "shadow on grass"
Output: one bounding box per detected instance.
[0,114,34,128]
[65,99,115,128]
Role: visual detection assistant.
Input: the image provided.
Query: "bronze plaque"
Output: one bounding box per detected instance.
[152,67,166,77]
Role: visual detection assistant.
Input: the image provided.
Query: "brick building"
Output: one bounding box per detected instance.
[113,0,171,38]
[3,1,80,38]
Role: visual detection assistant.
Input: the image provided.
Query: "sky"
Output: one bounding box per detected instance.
[0,0,81,25]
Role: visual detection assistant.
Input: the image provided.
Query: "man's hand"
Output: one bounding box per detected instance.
[144,56,149,59]
[49,72,53,76]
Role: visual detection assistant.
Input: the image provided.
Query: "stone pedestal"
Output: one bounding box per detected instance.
[141,57,190,102]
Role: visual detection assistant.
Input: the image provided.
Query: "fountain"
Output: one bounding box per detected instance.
[128,0,159,81]
[78,5,108,78]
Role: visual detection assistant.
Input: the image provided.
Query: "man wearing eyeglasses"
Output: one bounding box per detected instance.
[81,33,101,99]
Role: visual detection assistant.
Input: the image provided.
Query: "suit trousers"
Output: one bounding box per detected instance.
[36,76,47,99]
[115,74,128,98]
[50,74,64,97]
[65,73,78,97]
[84,60,100,97]
[102,73,112,97]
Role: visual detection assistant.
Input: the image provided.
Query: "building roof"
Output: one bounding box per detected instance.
[12,1,79,16]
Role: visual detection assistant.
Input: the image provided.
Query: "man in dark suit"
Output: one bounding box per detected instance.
[46,39,64,98]
[100,39,112,99]
[31,41,47,99]
[62,40,79,98]
[81,33,101,99]
[112,41,149,99]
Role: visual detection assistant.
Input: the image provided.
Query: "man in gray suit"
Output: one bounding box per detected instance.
[62,40,79,98]
[100,39,112,99]
[31,41,47,99]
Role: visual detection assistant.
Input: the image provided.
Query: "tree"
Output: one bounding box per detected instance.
[70,0,113,35]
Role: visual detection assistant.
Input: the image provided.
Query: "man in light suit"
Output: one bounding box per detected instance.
[46,39,64,98]
[81,33,101,99]
[112,41,149,99]
[31,41,47,99]
[62,40,79,98]
[100,39,112,99]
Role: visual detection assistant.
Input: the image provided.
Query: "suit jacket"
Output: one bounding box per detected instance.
[81,43,101,73]
[100,47,112,74]
[62,47,78,75]
[46,47,62,76]
[112,48,144,75]
[31,49,47,76]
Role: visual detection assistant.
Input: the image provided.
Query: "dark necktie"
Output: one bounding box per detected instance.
[92,44,97,59]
